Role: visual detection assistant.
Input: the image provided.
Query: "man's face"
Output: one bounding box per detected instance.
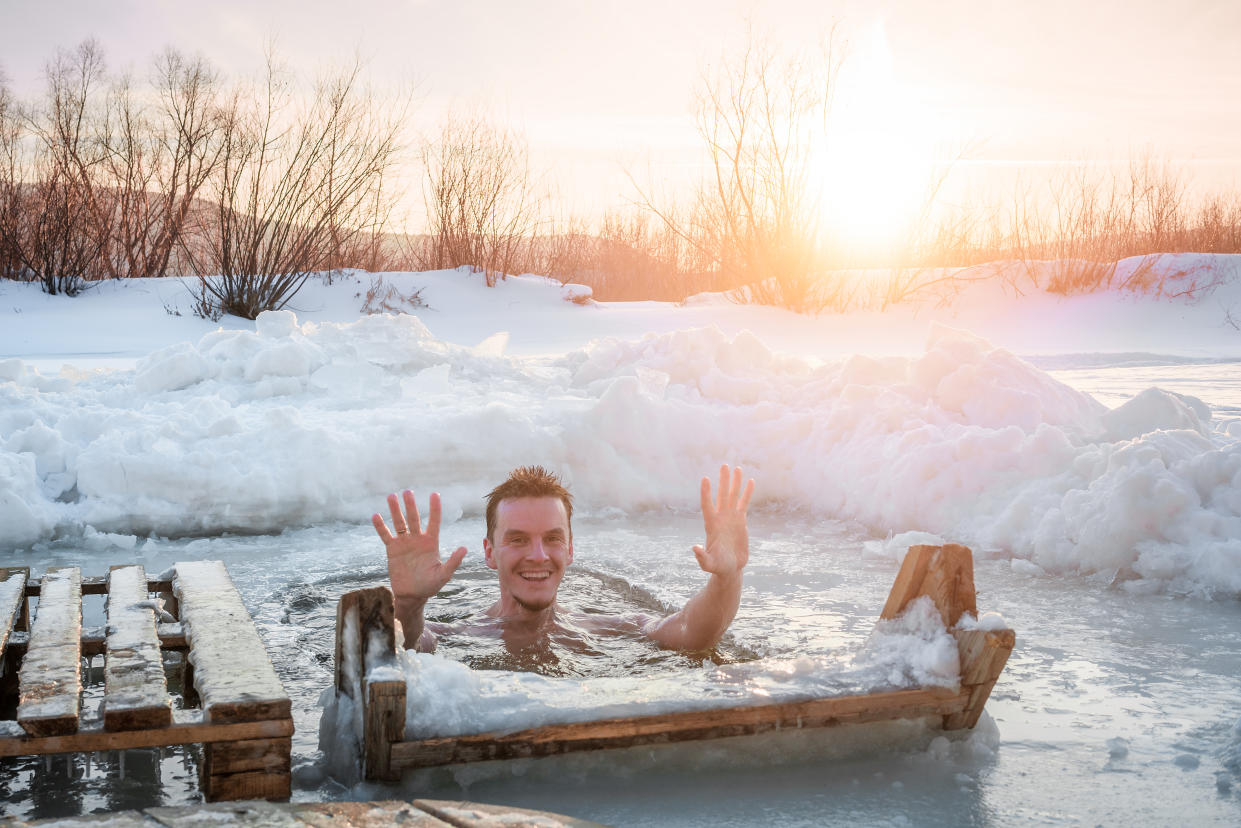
[483,496,574,615]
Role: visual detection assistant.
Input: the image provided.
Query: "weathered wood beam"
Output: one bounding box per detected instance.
[174,561,290,724]
[0,568,28,658]
[390,686,967,770]
[943,627,1016,730]
[103,565,173,731]
[0,712,292,757]
[18,566,82,736]
[23,576,173,597]
[881,544,977,628]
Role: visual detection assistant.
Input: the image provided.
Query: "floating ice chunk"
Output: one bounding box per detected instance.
[1107,737,1129,759]
[1010,559,1044,576]
[82,526,139,552]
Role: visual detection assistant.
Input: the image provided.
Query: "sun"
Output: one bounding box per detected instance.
[811,22,937,259]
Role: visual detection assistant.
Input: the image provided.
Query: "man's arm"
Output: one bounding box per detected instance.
[372,490,467,652]
[644,465,755,652]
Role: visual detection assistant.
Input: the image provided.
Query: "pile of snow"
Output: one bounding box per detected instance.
[2,263,1240,596]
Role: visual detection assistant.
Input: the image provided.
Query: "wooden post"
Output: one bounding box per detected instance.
[337,587,405,781]
[880,544,1014,731]
[943,627,1016,730]
[881,544,977,628]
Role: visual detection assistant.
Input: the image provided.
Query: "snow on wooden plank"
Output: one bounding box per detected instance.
[103,565,173,731]
[174,561,289,724]
[17,567,82,737]
[389,686,967,770]
[0,568,28,658]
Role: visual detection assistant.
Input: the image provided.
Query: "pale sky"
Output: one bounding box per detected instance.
[4,0,1240,223]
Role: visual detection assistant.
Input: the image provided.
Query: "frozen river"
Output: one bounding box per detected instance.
[2,265,1240,825]
[2,358,1239,826]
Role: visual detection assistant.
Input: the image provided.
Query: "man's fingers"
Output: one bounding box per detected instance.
[371,512,393,543]
[386,493,408,534]
[402,490,421,534]
[699,476,712,519]
[427,492,442,537]
[726,466,742,509]
[717,465,729,510]
[443,545,468,578]
[738,478,755,512]
[692,544,707,570]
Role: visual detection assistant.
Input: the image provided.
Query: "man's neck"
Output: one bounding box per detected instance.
[484,598,560,629]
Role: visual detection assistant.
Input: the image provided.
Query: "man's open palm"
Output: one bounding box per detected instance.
[693,465,755,577]
[372,491,467,600]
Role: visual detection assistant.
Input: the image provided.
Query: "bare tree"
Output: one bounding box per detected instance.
[187,54,408,319]
[419,114,540,286]
[635,33,844,311]
[0,42,107,294]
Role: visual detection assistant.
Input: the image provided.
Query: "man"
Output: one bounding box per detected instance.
[371,464,755,653]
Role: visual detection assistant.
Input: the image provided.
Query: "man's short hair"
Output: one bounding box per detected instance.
[485,465,573,542]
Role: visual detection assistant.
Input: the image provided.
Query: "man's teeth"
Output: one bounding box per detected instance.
[520,572,551,580]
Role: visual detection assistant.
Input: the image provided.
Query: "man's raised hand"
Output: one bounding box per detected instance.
[693,465,755,577]
[372,491,467,601]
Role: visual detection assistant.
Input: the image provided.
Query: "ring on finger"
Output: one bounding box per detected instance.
[396,528,409,535]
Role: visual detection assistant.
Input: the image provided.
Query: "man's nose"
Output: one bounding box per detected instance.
[527,539,550,561]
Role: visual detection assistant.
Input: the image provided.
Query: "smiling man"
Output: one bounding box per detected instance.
[372,464,755,654]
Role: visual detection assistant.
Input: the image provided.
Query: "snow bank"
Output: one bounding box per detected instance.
[2,294,1240,595]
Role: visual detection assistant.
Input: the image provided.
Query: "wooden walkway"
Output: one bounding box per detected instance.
[0,799,605,827]
[0,562,292,802]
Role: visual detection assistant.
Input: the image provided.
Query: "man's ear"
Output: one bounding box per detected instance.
[483,538,498,570]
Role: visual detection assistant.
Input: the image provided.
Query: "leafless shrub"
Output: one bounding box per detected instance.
[0,42,107,294]
[635,33,845,311]
[187,55,407,319]
[418,114,540,286]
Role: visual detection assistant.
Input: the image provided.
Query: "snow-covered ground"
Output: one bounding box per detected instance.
[2,258,1240,824]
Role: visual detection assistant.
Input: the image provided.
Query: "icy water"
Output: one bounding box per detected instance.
[2,362,1240,825]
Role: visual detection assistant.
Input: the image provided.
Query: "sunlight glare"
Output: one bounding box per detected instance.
[814,21,936,258]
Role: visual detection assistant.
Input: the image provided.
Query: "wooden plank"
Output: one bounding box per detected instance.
[2,623,186,659]
[173,561,290,724]
[881,544,977,628]
[0,568,28,720]
[944,627,1016,730]
[390,686,966,770]
[203,737,291,775]
[103,565,173,731]
[18,567,82,736]
[0,568,28,657]
[295,801,453,827]
[24,575,171,597]
[201,769,291,802]
[0,710,293,757]
[414,799,606,828]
